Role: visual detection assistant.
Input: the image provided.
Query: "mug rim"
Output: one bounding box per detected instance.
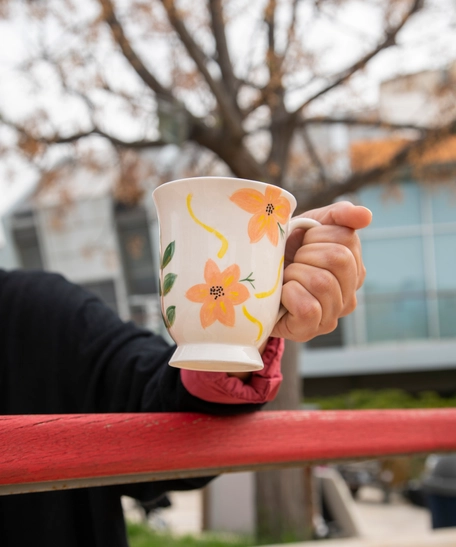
[152,176,297,210]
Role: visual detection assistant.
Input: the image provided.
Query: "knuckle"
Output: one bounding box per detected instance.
[282,263,300,284]
[295,296,321,323]
[325,319,339,334]
[308,268,335,295]
[322,318,339,334]
[327,244,353,271]
[343,295,358,315]
[314,318,339,337]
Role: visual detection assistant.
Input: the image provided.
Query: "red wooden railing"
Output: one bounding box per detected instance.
[1,409,456,495]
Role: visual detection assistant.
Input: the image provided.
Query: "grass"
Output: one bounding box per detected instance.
[306,388,456,410]
[127,522,256,547]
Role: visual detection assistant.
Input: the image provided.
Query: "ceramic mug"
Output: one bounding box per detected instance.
[152,177,320,372]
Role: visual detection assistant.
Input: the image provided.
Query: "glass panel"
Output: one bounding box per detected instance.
[430,186,456,224]
[13,226,44,270]
[365,295,428,343]
[362,236,428,342]
[119,226,156,294]
[434,233,456,338]
[116,206,157,295]
[358,182,421,229]
[438,295,456,338]
[362,237,426,294]
[434,233,456,291]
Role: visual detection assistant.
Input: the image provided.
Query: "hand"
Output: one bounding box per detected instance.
[270,201,372,342]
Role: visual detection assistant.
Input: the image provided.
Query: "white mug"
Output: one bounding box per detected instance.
[152,177,320,372]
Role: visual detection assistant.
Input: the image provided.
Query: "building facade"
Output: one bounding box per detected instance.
[303,179,456,397]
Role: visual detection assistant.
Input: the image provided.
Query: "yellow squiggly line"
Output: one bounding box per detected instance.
[255,256,284,299]
[186,194,229,259]
[242,305,263,342]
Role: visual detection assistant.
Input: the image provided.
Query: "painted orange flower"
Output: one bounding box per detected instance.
[230,185,291,246]
[186,259,250,328]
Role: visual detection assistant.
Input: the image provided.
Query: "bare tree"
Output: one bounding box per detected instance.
[1,0,456,541]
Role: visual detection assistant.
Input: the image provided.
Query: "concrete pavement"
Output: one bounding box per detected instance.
[123,484,456,545]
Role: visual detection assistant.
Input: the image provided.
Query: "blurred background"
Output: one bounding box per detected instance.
[1,0,456,545]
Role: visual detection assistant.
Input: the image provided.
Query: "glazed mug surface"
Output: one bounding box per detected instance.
[152,176,319,372]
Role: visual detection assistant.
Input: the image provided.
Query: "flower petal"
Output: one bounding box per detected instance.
[266,219,279,246]
[273,196,291,224]
[214,297,235,327]
[200,300,217,328]
[204,258,222,285]
[248,212,269,243]
[230,188,266,214]
[186,284,210,303]
[220,263,241,288]
[265,184,282,204]
[225,282,250,305]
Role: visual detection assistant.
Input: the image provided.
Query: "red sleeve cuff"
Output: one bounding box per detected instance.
[180,338,284,404]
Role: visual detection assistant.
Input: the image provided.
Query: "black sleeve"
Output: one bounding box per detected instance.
[74,293,265,416]
[0,269,265,415]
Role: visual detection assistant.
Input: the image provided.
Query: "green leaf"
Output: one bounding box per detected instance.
[166,306,176,327]
[161,241,175,269]
[239,272,256,290]
[158,278,162,296]
[163,273,177,295]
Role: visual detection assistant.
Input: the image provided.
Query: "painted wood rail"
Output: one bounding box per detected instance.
[1,409,456,495]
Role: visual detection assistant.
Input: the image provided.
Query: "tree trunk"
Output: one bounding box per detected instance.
[255,340,313,543]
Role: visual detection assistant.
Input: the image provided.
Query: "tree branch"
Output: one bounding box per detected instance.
[250,113,431,136]
[291,0,424,116]
[295,116,456,211]
[281,0,300,60]
[0,113,167,149]
[299,116,429,132]
[98,0,172,99]
[301,127,328,187]
[55,129,168,149]
[264,0,283,99]
[160,0,244,139]
[208,0,238,96]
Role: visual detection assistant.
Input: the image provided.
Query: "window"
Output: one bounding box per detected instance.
[12,210,44,270]
[115,204,157,296]
[358,181,456,344]
[434,232,456,338]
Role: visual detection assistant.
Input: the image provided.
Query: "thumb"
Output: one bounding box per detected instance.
[302,201,372,230]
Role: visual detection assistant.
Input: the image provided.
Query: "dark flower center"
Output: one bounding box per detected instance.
[266,203,275,216]
[210,285,225,300]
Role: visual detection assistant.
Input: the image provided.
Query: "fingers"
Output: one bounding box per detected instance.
[285,224,366,290]
[301,225,366,290]
[284,202,371,271]
[291,241,358,314]
[303,201,372,230]
[275,201,370,343]
[272,240,360,341]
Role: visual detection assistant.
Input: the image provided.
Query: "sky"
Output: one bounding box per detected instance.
[0,0,455,214]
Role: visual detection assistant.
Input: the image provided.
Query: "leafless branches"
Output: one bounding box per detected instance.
[0,0,453,210]
[292,0,425,116]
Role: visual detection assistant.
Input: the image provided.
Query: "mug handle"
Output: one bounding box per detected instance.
[276,217,322,322]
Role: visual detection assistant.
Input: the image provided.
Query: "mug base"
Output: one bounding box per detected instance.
[169,343,264,372]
